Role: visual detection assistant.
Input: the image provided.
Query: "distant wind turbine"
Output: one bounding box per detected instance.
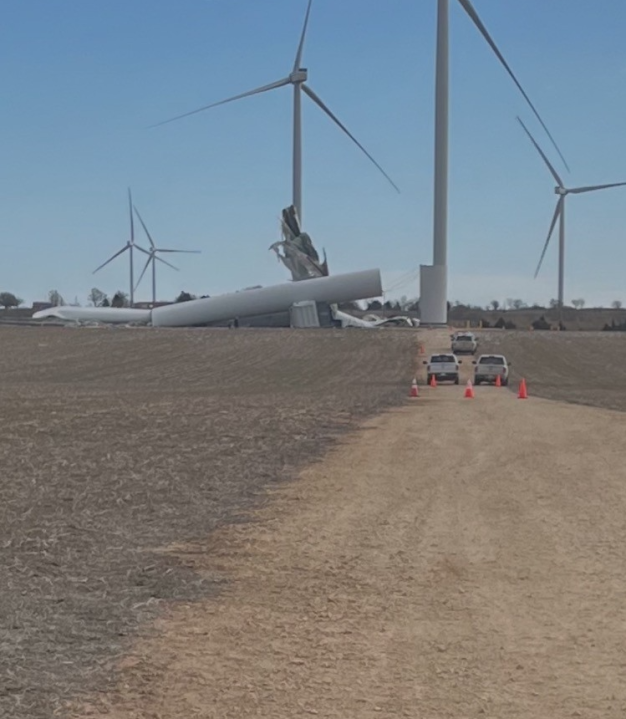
[421,0,569,325]
[152,0,399,223]
[518,116,626,316]
[133,206,201,305]
[93,188,149,307]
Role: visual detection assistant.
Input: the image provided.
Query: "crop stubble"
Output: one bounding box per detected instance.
[0,326,416,718]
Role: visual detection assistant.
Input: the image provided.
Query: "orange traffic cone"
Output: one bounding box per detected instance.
[518,378,528,399]
[429,374,437,388]
[464,380,475,399]
[410,378,419,398]
[495,374,502,388]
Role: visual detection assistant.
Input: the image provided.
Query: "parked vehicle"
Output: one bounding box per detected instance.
[424,353,461,384]
[473,354,510,385]
[451,331,478,355]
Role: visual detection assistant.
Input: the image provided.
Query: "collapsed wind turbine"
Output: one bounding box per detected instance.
[152,0,399,223]
[518,116,626,314]
[133,207,201,305]
[93,188,149,307]
[421,0,568,325]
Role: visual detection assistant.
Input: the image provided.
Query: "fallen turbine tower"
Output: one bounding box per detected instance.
[150,269,382,327]
[33,270,383,328]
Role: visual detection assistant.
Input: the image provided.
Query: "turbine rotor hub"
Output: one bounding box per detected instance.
[555,186,567,196]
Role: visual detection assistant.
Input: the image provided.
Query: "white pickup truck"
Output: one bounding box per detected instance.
[473,354,510,385]
[451,332,478,355]
[424,353,461,384]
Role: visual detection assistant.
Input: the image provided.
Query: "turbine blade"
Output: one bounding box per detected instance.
[93,246,128,274]
[134,244,152,257]
[535,197,563,279]
[151,78,291,128]
[293,0,314,71]
[517,117,564,187]
[134,254,153,292]
[128,187,134,243]
[457,0,570,172]
[155,253,179,271]
[133,206,156,249]
[569,182,626,195]
[154,249,202,254]
[302,84,400,193]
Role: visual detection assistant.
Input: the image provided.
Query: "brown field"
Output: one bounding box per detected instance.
[3,325,626,719]
[449,306,626,331]
[476,330,626,411]
[58,328,626,719]
[0,326,416,719]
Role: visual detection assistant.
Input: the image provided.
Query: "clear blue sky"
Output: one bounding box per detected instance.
[2,0,626,307]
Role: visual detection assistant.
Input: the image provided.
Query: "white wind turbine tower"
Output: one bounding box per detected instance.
[517,116,626,319]
[132,206,201,306]
[93,188,149,307]
[152,0,399,224]
[421,0,569,325]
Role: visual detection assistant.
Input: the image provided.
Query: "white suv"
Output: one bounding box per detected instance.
[473,354,510,386]
[424,353,461,385]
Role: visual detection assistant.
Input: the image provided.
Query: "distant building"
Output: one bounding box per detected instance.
[32,301,53,312]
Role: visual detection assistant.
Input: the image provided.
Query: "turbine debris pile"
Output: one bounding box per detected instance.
[269,205,328,282]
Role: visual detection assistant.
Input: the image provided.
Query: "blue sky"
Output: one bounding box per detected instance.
[2,0,626,307]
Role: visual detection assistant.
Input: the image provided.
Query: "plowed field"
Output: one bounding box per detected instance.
[0,326,416,718]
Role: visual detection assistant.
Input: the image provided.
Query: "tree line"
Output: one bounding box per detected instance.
[364,297,624,312]
[0,288,623,312]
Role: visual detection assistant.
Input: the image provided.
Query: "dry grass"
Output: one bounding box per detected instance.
[0,326,417,718]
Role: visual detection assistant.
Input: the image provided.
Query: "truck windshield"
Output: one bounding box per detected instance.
[479,356,504,365]
[431,355,455,363]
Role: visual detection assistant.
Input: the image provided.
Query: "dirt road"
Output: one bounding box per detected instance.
[69,335,626,718]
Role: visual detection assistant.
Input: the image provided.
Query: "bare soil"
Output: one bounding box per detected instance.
[0,326,416,719]
[449,306,626,331]
[477,330,626,411]
[67,330,626,718]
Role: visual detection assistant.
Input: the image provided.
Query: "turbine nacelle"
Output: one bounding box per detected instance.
[555,187,568,196]
[289,68,308,84]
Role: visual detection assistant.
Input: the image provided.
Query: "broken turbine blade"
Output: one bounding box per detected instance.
[457,0,569,172]
[302,84,400,193]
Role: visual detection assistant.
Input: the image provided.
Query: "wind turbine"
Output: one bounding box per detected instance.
[93,188,149,307]
[421,0,569,325]
[133,206,201,306]
[517,116,626,318]
[152,0,399,223]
